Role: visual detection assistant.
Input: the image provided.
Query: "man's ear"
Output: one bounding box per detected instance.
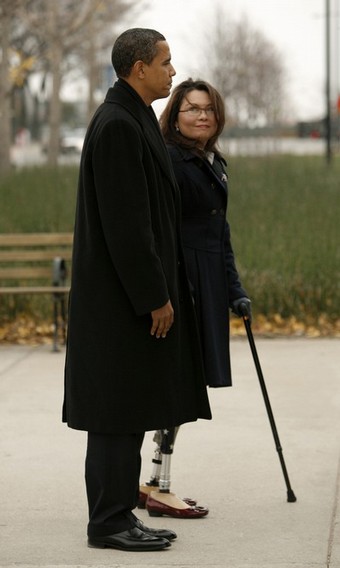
[133,60,145,79]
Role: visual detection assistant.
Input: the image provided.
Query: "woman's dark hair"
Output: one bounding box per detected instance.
[111,28,166,78]
[159,78,225,156]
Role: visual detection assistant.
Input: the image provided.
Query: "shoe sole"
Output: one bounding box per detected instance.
[148,509,208,519]
[87,539,170,551]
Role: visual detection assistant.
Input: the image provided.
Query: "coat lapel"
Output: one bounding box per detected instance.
[142,106,178,188]
[177,146,228,197]
[203,156,228,197]
[105,81,178,190]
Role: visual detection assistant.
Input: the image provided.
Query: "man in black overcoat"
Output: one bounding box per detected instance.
[62,28,212,552]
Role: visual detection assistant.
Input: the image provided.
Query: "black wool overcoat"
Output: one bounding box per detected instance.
[167,145,247,388]
[62,80,212,434]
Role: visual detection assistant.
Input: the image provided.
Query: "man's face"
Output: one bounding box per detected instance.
[142,41,176,104]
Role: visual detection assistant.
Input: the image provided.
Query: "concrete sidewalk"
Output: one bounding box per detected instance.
[0,338,339,568]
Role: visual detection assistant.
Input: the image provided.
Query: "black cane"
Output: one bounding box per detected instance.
[240,304,297,503]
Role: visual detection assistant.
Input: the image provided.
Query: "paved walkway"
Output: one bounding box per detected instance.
[0,337,339,568]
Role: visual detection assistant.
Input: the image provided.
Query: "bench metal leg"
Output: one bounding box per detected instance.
[52,294,60,352]
[52,293,67,352]
[52,257,68,352]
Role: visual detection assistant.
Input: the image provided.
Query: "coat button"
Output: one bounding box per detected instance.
[210,209,217,215]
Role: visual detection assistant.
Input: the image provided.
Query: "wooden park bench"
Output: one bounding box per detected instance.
[0,232,73,351]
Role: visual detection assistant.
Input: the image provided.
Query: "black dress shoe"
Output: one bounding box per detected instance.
[87,526,170,551]
[135,518,177,540]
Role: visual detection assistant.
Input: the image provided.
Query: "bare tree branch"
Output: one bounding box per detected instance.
[204,10,287,128]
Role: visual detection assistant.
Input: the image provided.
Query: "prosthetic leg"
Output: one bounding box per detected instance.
[139,428,209,518]
[147,428,178,490]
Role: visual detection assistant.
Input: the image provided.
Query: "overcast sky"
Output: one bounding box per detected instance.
[128,0,340,122]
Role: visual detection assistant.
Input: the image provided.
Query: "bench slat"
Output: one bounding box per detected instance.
[0,250,72,262]
[0,286,70,294]
[0,233,73,246]
[0,267,56,279]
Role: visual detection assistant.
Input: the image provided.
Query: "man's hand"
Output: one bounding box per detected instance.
[151,300,174,338]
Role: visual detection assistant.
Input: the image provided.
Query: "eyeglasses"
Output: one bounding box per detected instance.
[178,106,215,117]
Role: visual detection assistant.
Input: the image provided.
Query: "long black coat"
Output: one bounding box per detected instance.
[168,145,247,387]
[63,80,212,433]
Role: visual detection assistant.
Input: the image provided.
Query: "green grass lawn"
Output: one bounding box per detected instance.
[227,155,340,322]
[0,155,339,325]
[0,166,78,233]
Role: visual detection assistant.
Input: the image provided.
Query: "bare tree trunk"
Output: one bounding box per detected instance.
[0,9,12,176]
[47,2,62,167]
[86,13,98,122]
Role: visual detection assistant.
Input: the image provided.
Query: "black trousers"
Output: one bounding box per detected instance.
[85,431,145,537]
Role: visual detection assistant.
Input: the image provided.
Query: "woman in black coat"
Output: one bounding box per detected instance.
[140,79,251,518]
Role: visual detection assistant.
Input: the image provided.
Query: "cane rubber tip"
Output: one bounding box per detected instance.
[287,490,297,502]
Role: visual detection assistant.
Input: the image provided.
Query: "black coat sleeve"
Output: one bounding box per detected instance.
[223,222,248,304]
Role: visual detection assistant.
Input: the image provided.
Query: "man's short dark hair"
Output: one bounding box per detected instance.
[111,28,166,78]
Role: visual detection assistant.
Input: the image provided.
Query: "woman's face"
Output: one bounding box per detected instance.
[175,89,217,148]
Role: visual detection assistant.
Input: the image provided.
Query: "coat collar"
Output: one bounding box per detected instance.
[105,80,177,189]
[168,144,228,193]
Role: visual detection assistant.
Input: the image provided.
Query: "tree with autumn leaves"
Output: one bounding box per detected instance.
[0,0,141,173]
